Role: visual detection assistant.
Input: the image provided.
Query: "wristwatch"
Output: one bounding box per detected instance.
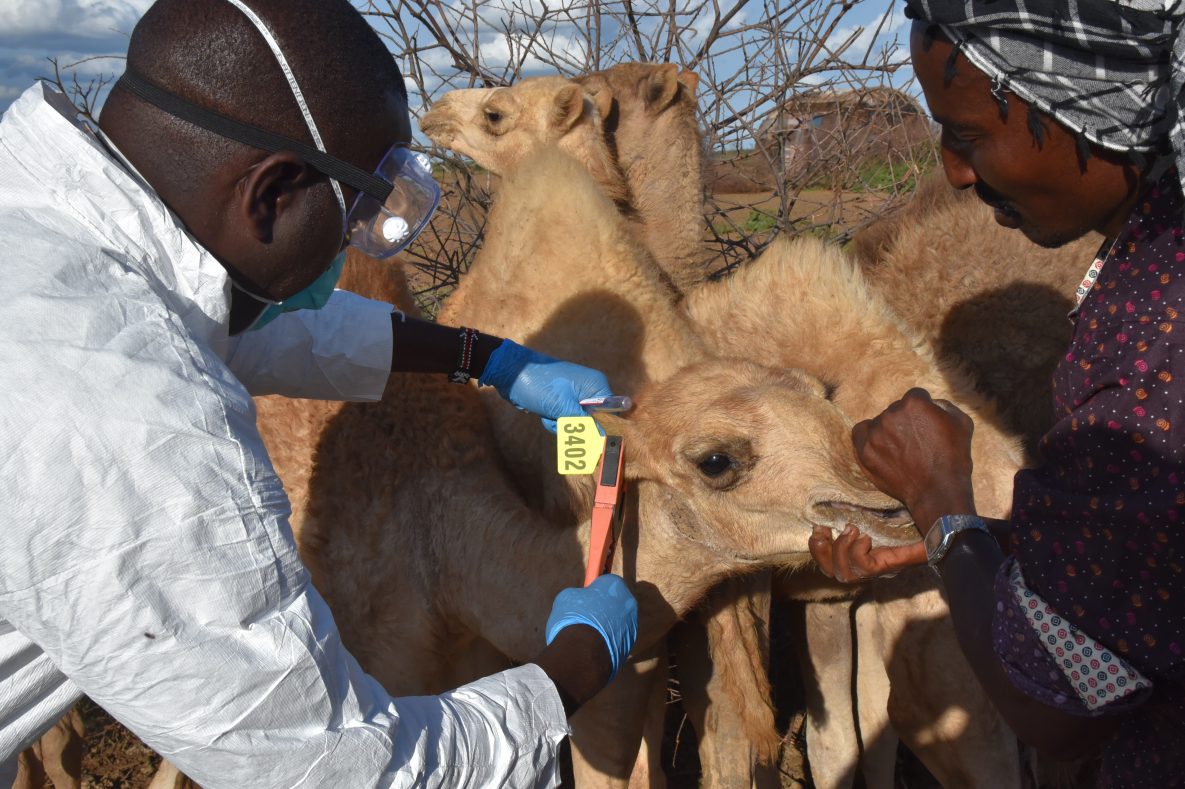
[924,515,989,566]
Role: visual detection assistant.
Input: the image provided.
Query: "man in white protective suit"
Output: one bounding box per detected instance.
[0,0,638,786]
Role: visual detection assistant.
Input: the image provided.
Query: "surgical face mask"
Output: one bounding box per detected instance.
[247,250,346,331]
[114,0,440,261]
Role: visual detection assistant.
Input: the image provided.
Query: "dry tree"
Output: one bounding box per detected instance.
[363,0,935,300]
[44,2,936,309]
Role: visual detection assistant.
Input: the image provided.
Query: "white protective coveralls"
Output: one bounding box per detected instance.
[0,83,568,788]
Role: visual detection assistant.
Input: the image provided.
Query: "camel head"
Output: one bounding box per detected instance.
[575,63,707,279]
[575,62,701,177]
[603,360,916,570]
[421,76,614,176]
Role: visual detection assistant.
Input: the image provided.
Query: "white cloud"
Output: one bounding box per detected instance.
[450,0,587,33]
[0,0,151,39]
[476,29,587,72]
[830,9,908,62]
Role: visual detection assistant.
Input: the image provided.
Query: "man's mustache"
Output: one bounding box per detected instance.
[974,183,1020,218]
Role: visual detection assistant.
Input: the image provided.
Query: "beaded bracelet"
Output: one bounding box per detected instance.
[449,327,481,384]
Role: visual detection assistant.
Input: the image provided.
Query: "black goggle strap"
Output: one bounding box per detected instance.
[117,68,394,204]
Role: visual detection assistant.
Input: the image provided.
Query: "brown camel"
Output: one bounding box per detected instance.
[575,63,710,290]
[426,70,783,785]
[299,145,917,788]
[850,173,1103,457]
[253,252,423,533]
[686,237,1027,789]
[424,69,1027,787]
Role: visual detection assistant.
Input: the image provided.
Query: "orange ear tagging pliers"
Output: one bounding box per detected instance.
[584,434,625,587]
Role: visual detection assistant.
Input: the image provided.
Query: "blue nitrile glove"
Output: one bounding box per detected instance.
[478,339,613,433]
[545,574,638,679]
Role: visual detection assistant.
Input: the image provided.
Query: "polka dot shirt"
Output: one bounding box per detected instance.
[993,170,1185,787]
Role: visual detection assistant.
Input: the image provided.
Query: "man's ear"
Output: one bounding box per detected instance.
[552,84,588,132]
[237,152,317,244]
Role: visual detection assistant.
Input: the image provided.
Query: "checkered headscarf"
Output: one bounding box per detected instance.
[905,0,1185,190]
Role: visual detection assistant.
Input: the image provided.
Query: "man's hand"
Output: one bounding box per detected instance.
[477,340,613,432]
[810,388,978,582]
[851,388,977,534]
[533,575,638,715]
[809,525,928,582]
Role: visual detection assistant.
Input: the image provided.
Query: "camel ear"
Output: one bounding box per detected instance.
[552,84,587,132]
[678,69,699,95]
[646,63,681,112]
[594,413,656,481]
[590,86,615,125]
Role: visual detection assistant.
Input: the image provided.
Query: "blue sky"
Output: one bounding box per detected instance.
[0,0,912,128]
[0,0,150,111]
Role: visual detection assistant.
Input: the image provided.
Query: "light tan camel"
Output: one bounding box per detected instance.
[426,69,784,785]
[685,237,1027,789]
[421,66,706,293]
[298,145,918,788]
[575,63,709,290]
[422,70,1026,788]
[850,173,1103,456]
[420,75,632,213]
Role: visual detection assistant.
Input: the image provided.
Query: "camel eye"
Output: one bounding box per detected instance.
[484,109,503,124]
[697,453,733,478]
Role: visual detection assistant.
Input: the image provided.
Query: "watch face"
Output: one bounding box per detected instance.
[926,515,986,565]
[924,517,948,562]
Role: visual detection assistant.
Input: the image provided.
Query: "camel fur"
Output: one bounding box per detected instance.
[575,63,710,290]
[685,237,1027,788]
[850,173,1102,456]
[298,145,919,788]
[253,251,423,531]
[427,68,785,785]
[422,66,707,293]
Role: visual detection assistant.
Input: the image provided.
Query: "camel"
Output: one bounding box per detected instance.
[850,173,1103,456]
[297,145,919,788]
[421,64,707,292]
[574,63,710,290]
[420,75,632,213]
[422,69,1030,788]
[685,237,1027,789]
[425,70,786,785]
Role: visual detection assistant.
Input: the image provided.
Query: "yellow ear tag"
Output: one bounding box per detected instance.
[556,416,605,475]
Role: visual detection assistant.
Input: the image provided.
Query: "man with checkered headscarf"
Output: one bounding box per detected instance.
[811,3,1185,785]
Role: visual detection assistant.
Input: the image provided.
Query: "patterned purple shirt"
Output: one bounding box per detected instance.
[993,170,1185,787]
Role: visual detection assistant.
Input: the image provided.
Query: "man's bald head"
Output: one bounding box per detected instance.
[99,0,414,328]
[104,0,407,195]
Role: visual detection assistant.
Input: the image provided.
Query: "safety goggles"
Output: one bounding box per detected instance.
[344,145,440,258]
[117,68,440,259]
